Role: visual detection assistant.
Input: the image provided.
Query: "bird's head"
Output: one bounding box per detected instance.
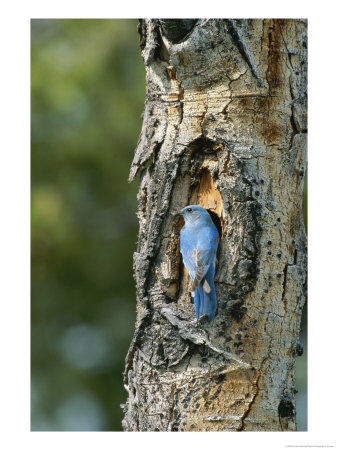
[177,205,210,224]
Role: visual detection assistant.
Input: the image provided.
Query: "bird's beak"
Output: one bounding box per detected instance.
[171,210,183,217]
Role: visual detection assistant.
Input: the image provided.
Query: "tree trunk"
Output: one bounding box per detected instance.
[122,18,307,432]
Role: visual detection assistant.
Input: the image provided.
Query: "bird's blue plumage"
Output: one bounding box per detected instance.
[179,205,219,320]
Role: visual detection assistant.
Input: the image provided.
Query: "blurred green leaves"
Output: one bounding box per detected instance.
[31,19,145,431]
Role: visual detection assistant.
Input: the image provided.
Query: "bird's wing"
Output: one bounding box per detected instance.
[182,239,218,290]
[180,222,219,289]
[180,243,198,279]
[191,247,215,291]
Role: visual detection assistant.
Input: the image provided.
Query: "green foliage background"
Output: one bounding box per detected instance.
[31,19,144,431]
[31,19,307,431]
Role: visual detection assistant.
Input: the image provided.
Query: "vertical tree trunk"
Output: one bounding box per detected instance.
[123,18,307,432]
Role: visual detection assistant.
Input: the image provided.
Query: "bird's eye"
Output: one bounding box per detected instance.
[187,208,192,213]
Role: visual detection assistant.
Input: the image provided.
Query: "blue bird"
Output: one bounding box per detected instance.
[178,205,219,321]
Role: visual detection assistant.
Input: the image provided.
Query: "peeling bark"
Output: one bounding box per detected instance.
[123,18,307,432]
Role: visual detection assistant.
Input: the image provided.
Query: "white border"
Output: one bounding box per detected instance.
[1,1,337,449]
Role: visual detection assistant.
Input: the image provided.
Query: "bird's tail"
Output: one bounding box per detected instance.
[193,265,217,320]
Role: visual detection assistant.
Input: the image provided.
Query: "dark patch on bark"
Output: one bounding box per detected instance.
[228,300,247,322]
[292,341,303,357]
[159,19,198,44]
[278,397,295,418]
[266,20,282,92]
[137,19,147,50]
[262,121,280,144]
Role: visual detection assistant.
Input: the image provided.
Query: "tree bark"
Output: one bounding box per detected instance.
[122,18,307,432]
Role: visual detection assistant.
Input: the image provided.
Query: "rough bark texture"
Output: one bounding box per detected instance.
[123,18,307,432]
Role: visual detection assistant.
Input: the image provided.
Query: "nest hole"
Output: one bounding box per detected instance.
[207,209,222,238]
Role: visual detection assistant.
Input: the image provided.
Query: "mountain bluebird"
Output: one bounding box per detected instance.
[178,205,219,320]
